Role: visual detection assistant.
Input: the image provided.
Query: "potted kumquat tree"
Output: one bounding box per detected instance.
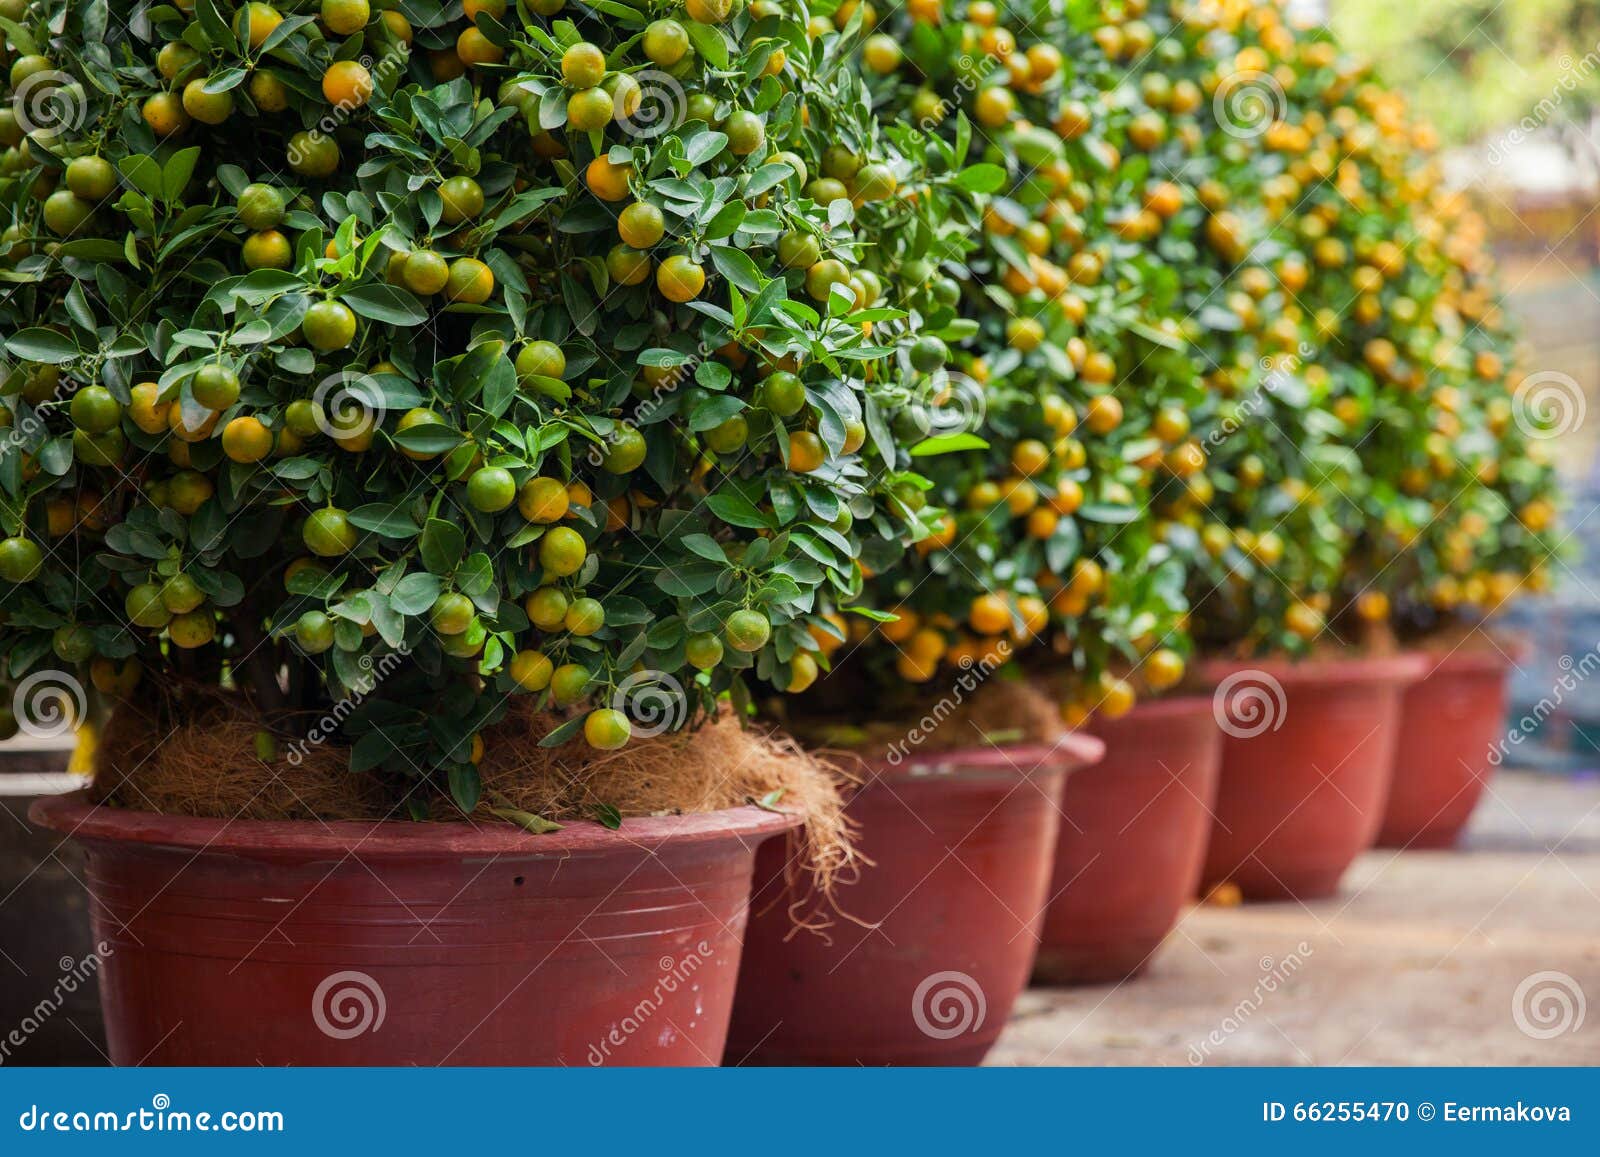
[732,0,1202,1059]
[2,0,967,1065]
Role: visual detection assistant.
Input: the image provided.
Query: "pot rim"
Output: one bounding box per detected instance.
[29,789,799,860]
[858,732,1105,781]
[1195,651,1429,689]
[1091,693,1215,728]
[1410,643,1520,679]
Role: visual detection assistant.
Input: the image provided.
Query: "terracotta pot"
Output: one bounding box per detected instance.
[725,736,1104,1066]
[1379,648,1513,849]
[1034,697,1223,985]
[31,791,795,1066]
[1199,654,1427,901]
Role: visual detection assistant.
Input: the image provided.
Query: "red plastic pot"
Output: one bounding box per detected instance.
[1199,654,1426,901]
[1034,697,1223,985]
[1379,648,1514,849]
[31,791,795,1066]
[725,736,1104,1066]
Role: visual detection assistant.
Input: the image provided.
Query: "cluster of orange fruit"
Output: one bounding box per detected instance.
[0,0,1559,772]
[825,0,1556,725]
[0,0,992,768]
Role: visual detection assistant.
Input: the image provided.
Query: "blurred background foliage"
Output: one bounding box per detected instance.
[1331,0,1600,148]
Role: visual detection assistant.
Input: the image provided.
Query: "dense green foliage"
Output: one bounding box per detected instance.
[0,0,1561,796]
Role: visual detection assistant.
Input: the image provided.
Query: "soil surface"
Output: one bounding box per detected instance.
[991,770,1600,1066]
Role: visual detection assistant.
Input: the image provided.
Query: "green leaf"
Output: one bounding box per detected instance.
[1127,320,1187,351]
[688,393,746,431]
[53,239,128,263]
[592,803,623,830]
[457,552,496,600]
[680,533,728,563]
[601,596,652,626]
[202,67,248,94]
[277,348,316,374]
[954,163,1006,193]
[419,518,466,575]
[272,457,322,481]
[162,147,202,204]
[683,130,729,166]
[655,561,723,597]
[37,437,72,476]
[481,357,517,416]
[118,155,165,201]
[706,490,772,529]
[389,572,443,615]
[489,806,565,833]
[194,0,238,51]
[1078,504,1141,525]
[342,284,429,326]
[447,341,506,402]
[392,424,464,455]
[684,21,730,68]
[695,360,732,390]
[910,432,989,456]
[5,329,78,364]
[350,730,399,774]
[448,765,482,814]
[535,714,587,749]
[709,245,763,294]
[705,200,746,240]
[348,503,422,538]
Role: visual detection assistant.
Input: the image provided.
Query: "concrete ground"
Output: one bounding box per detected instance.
[991,770,1600,1066]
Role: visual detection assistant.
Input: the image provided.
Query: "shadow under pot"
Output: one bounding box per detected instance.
[725,735,1104,1067]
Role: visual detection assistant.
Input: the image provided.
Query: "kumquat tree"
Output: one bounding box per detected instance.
[829,0,1196,730]
[0,0,987,808]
